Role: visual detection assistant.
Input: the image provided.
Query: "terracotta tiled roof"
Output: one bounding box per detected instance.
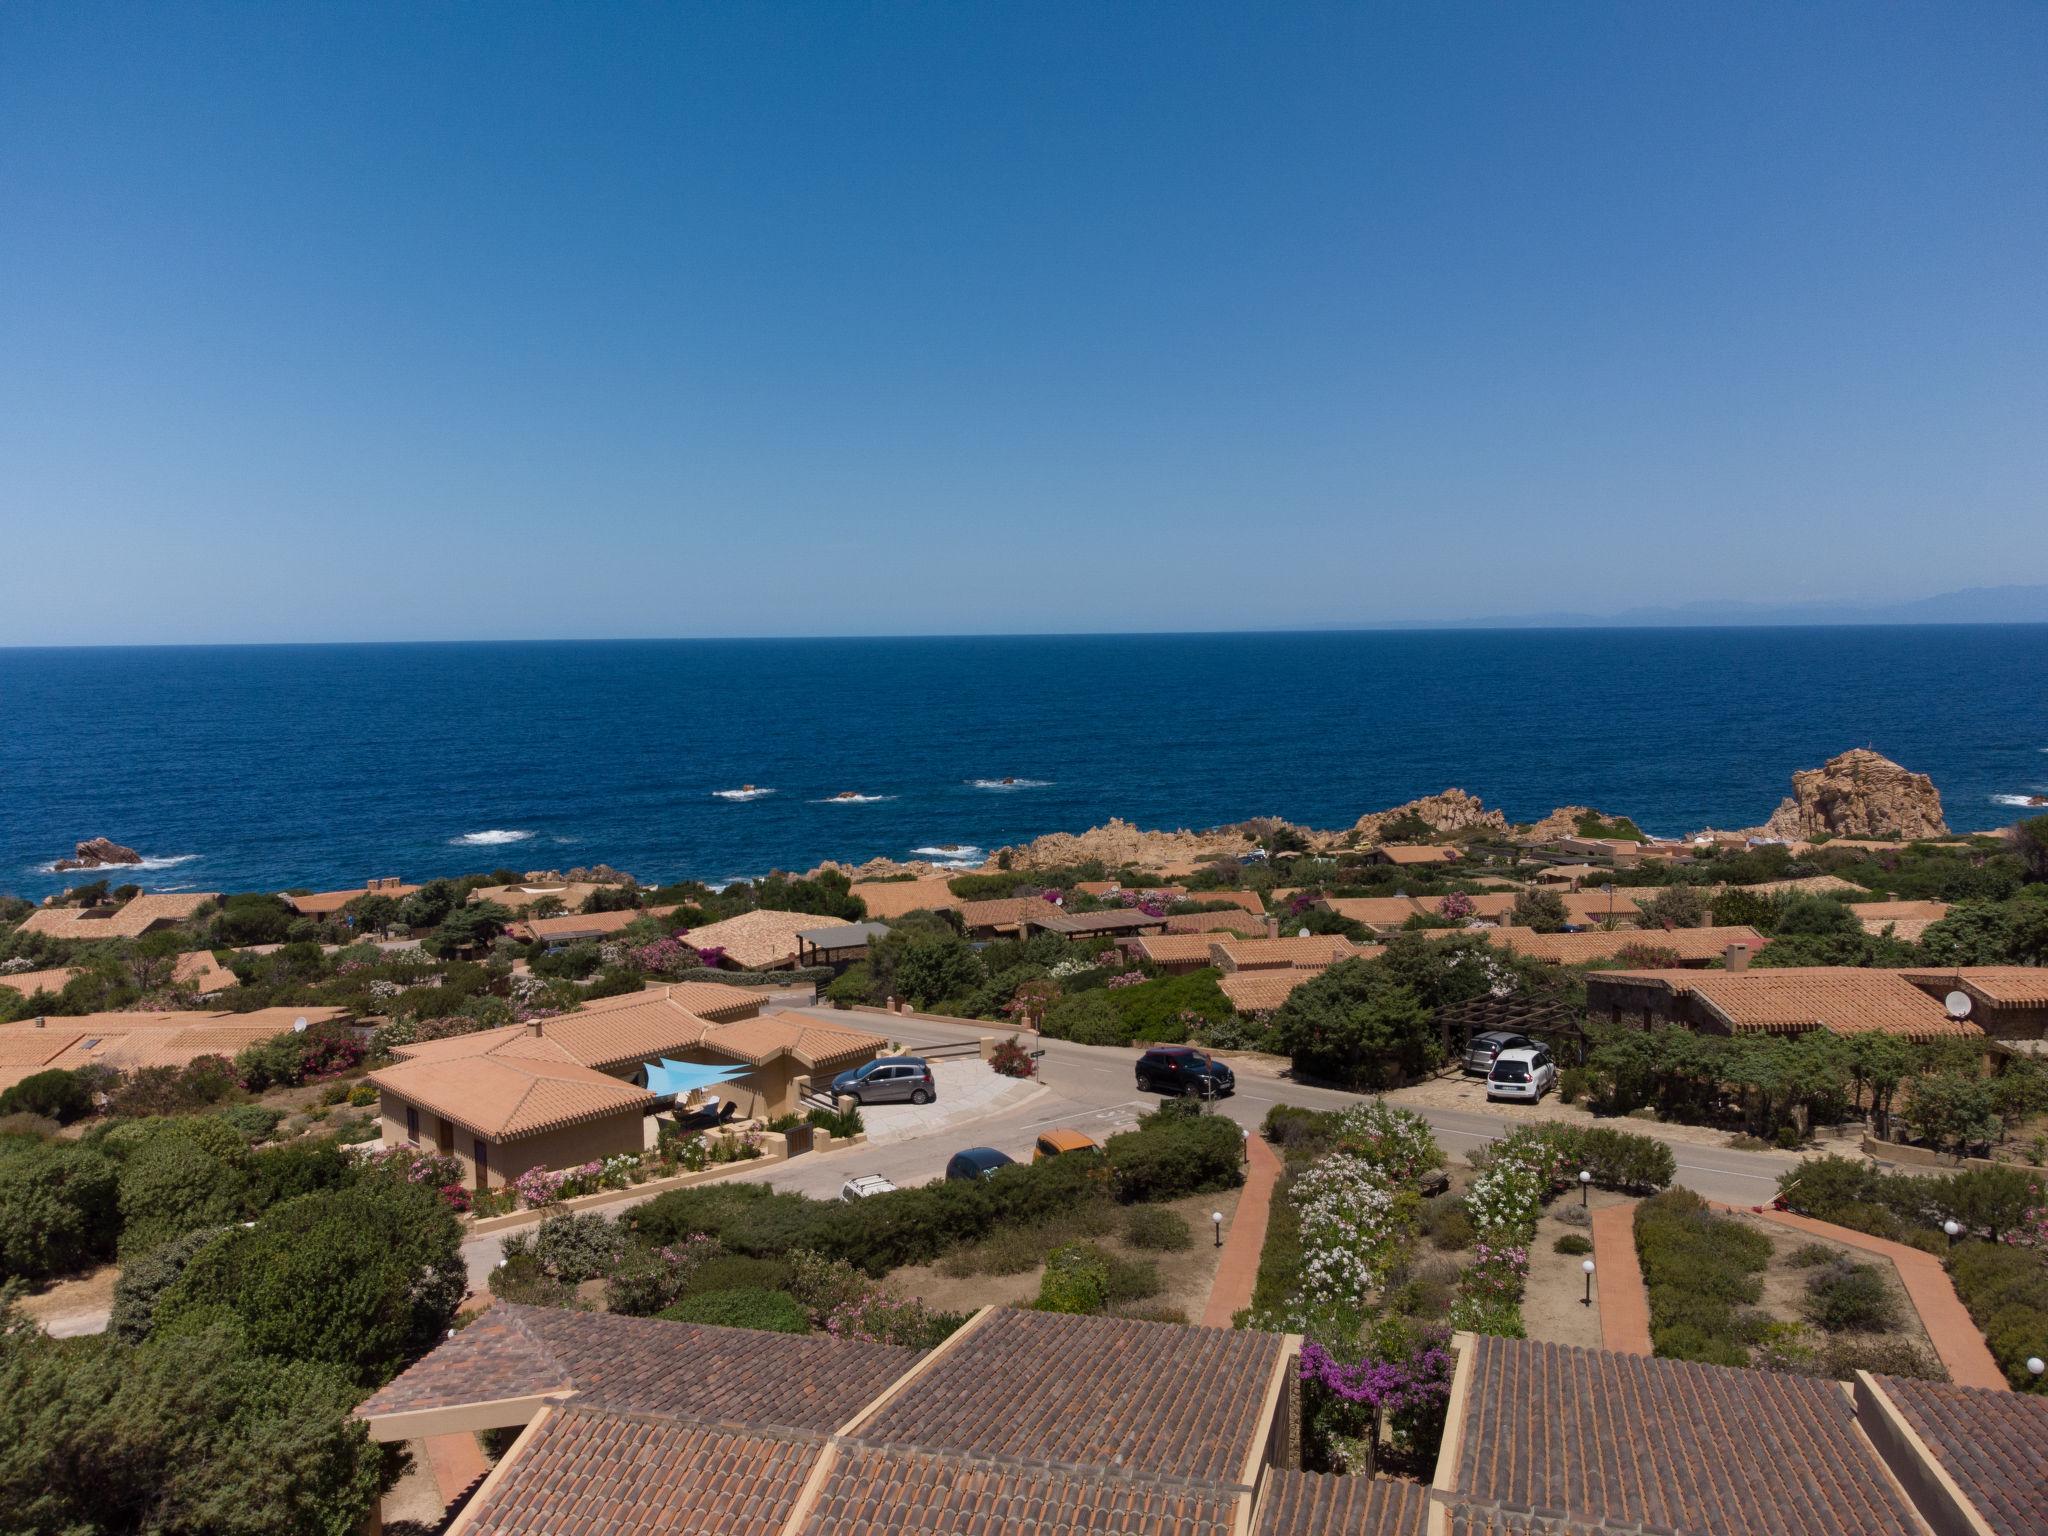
[696,1013,886,1069]
[0,1005,350,1089]
[678,909,825,969]
[649,980,768,1023]
[1211,935,1361,972]
[1163,911,1271,936]
[0,1028,83,1067]
[1375,844,1460,865]
[1451,1336,1924,1536]
[474,992,725,1072]
[172,951,236,994]
[1873,1374,2048,1536]
[1924,966,2048,1009]
[16,892,220,940]
[853,1308,1287,1486]
[1594,967,1981,1040]
[357,1305,919,1431]
[462,1411,823,1536]
[1074,881,1189,901]
[802,1446,1239,1536]
[1558,891,1638,928]
[1484,926,1767,965]
[469,881,629,914]
[1320,897,1430,931]
[509,906,659,944]
[1216,962,1389,1015]
[0,965,83,999]
[284,879,419,916]
[1252,1471,1429,1536]
[1133,933,1240,968]
[848,877,961,920]
[959,897,1066,931]
[371,1031,656,1142]
[1179,890,1267,914]
[1852,900,1951,924]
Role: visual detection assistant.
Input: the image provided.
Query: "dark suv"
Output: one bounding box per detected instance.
[1135,1045,1235,1098]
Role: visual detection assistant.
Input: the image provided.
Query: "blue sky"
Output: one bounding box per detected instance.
[3,3,2044,644]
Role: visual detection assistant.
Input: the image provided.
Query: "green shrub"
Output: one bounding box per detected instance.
[1787,1242,1837,1268]
[155,1178,466,1386]
[806,1104,864,1140]
[1948,1241,2048,1389]
[114,1118,251,1257]
[658,1287,809,1333]
[1106,1108,1243,1203]
[0,1142,120,1281]
[533,1211,628,1285]
[684,1254,797,1297]
[215,1105,285,1144]
[0,1068,95,1124]
[109,1227,225,1344]
[1539,1124,1677,1193]
[1802,1260,1898,1333]
[1634,1189,1768,1364]
[1124,1207,1193,1251]
[1553,1233,1592,1256]
[1427,1204,1476,1253]
[1556,1066,1590,1105]
[1037,1243,1112,1314]
[245,1138,356,1209]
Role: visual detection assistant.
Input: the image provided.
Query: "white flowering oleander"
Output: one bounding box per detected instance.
[1292,1153,1403,1307]
[1330,1100,1442,1183]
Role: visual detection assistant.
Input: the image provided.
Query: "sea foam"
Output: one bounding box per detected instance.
[35,851,200,875]
[712,788,777,801]
[968,778,1050,790]
[452,829,535,846]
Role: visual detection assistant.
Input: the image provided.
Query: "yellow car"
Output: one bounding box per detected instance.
[1032,1128,1101,1163]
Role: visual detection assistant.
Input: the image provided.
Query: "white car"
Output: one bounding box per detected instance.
[840,1174,897,1201]
[1486,1045,1557,1102]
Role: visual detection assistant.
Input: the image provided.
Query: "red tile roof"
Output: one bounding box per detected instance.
[852,1308,1286,1487]
[461,1410,824,1536]
[1873,1374,2048,1536]
[1451,1336,1924,1536]
[1592,967,1983,1040]
[1252,1471,1429,1536]
[1483,925,1767,965]
[802,1446,1240,1536]
[356,1305,919,1433]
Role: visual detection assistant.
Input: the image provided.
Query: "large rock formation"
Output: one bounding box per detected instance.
[995,818,1261,873]
[1762,749,1948,840]
[1344,789,1508,845]
[53,837,142,871]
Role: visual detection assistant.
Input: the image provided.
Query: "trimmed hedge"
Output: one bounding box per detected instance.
[1535,1124,1677,1194]
[1948,1242,2048,1391]
[1634,1189,1770,1366]
[658,1288,809,1333]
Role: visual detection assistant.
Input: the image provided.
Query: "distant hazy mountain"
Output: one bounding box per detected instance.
[1382,584,2048,630]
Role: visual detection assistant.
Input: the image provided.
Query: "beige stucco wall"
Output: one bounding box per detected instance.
[378,1086,644,1189]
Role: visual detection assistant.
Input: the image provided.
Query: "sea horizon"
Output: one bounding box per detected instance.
[5,626,2042,897]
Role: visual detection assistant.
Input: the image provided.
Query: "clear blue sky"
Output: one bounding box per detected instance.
[4,3,2044,644]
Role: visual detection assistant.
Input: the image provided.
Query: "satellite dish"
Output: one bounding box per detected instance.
[1943,991,1972,1020]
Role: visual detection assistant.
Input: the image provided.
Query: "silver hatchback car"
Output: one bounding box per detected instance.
[831,1056,935,1106]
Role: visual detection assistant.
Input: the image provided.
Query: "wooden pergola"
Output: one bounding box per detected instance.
[1434,993,1590,1065]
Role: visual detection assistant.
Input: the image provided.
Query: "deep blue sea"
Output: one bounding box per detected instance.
[2,629,2043,899]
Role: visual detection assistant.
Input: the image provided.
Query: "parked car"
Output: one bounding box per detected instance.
[1134,1045,1235,1098]
[944,1147,1016,1182]
[1032,1128,1100,1163]
[831,1056,935,1106]
[840,1174,897,1201]
[1486,1045,1557,1102]
[1462,1031,1535,1077]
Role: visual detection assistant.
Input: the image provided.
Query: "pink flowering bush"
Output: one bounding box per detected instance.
[1438,891,1474,920]
[1105,970,1148,989]
[629,937,702,977]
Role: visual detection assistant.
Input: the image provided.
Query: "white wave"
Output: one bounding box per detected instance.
[813,794,894,804]
[713,788,777,801]
[1990,794,2048,808]
[911,844,983,859]
[35,852,201,875]
[451,829,535,846]
[968,777,1051,790]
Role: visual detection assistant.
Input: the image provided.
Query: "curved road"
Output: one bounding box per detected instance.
[457,1007,1798,1287]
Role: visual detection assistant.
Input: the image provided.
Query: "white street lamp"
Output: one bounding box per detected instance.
[2028,1357,2045,1378]
[1581,1258,1596,1307]
[1579,1170,1593,1207]
[1212,1211,1225,1247]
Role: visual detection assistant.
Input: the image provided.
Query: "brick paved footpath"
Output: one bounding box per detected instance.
[1590,1203,1654,1355]
[1200,1132,1282,1328]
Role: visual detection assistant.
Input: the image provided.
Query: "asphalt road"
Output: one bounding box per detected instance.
[457,1008,1796,1287]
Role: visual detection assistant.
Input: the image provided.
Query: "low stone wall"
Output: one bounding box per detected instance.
[464,1131,868,1237]
[1860,1134,2014,1176]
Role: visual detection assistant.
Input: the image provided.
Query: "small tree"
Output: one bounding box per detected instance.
[1510,888,1570,933]
[1631,884,1710,930]
[1904,1071,2001,1159]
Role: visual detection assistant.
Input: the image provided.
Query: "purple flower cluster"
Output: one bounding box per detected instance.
[1105,970,1149,989]
[1298,1335,1453,1415]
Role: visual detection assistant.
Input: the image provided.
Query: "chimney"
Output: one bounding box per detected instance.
[529,1017,543,1037]
[1265,916,1279,940]
[1724,944,1751,973]
[35,1015,45,1030]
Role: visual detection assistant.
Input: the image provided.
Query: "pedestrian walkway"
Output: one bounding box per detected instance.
[1200,1131,1281,1328]
[424,1429,489,1506]
[1589,1203,1653,1355]
[1753,1208,2007,1390]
